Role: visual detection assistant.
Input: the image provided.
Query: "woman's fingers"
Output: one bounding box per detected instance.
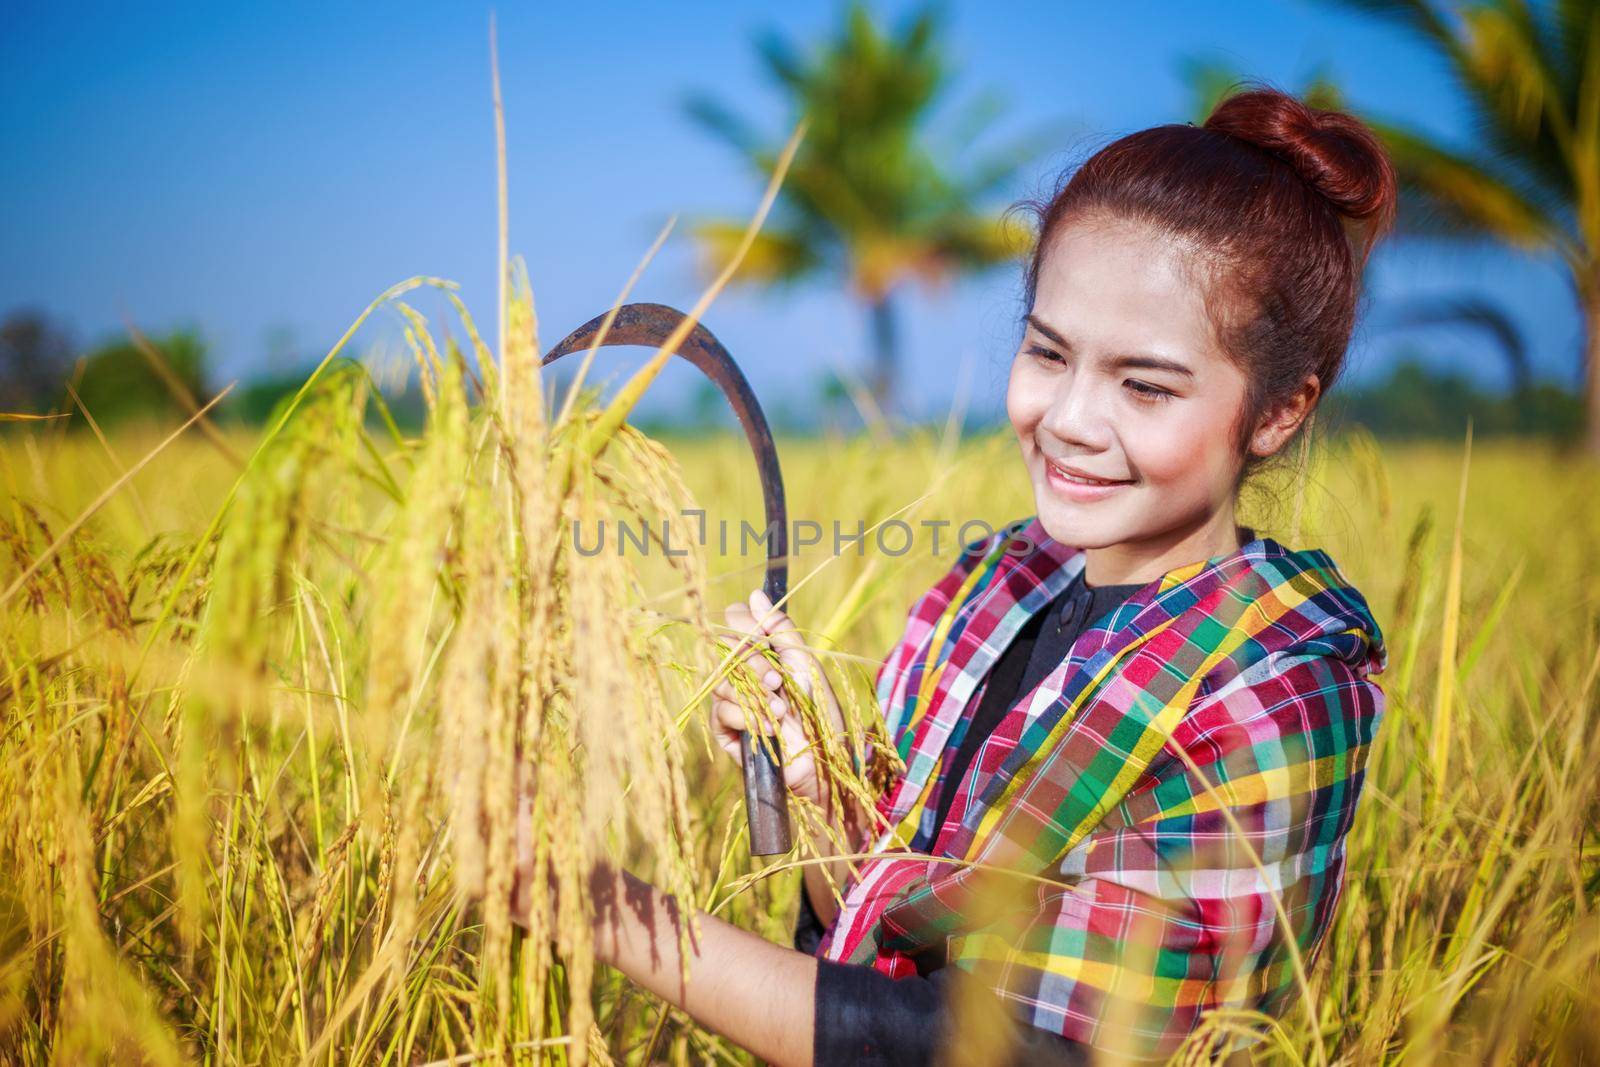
[747,589,815,694]
[707,646,819,806]
[749,588,850,738]
[710,690,792,750]
[709,600,790,769]
[709,698,743,754]
[750,593,813,689]
[775,692,812,764]
[709,596,828,806]
[711,690,820,804]
[714,689,791,735]
[722,602,785,689]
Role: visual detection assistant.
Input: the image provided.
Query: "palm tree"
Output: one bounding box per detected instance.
[681,0,1062,423]
[1182,59,1542,406]
[1311,0,1600,454]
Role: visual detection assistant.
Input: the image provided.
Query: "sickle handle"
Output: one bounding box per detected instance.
[542,303,792,856]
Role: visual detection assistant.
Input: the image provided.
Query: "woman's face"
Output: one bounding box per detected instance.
[1006,214,1267,565]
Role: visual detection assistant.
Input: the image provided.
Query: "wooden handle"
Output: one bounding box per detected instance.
[742,567,793,855]
[740,728,792,855]
[542,303,792,858]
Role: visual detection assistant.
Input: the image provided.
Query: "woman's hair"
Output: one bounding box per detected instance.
[1012,83,1398,489]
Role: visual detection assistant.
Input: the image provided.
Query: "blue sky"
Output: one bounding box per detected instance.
[1,1,1582,426]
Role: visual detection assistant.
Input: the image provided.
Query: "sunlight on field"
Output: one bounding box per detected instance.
[2,374,1597,1063]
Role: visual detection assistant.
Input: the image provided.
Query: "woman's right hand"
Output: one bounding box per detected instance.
[710,588,843,809]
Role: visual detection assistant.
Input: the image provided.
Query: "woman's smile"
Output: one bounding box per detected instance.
[1043,455,1134,501]
[1006,215,1264,571]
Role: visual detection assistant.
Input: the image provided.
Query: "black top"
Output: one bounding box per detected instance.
[796,565,1149,1067]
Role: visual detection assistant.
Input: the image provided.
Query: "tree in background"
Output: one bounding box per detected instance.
[1182,44,1575,431]
[1323,350,1583,439]
[1305,0,1600,455]
[73,328,210,427]
[682,0,1062,422]
[0,309,216,426]
[1373,294,1533,393]
[0,309,75,414]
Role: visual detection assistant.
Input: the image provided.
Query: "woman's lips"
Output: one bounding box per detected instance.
[1044,458,1133,502]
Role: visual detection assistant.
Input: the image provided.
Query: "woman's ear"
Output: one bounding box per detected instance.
[1248,374,1321,457]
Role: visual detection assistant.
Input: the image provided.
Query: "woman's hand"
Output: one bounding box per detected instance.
[710,588,846,811]
[510,769,820,1067]
[713,589,873,931]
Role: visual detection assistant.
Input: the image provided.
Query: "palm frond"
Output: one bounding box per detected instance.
[896,0,945,57]
[1375,118,1567,251]
[1458,4,1572,156]
[1321,0,1459,47]
[953,117,1081,202]
[681,91,769,161]
[753,24,808,92]
[1553,0,1599,91]
[681,219,824,291]
[931,210,1034,271]
[1178,56,1256,123]
[1375,293,1533,390]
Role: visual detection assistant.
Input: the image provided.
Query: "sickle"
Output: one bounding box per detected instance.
[542,302,793,856]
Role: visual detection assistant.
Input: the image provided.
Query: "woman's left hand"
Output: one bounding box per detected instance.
[501,721,819,1067]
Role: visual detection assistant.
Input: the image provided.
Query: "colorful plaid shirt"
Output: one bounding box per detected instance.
[814,516,1388,1060]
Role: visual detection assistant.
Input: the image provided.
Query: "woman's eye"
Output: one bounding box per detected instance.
[1126,380,1174,402]
[1027,345,1063,364]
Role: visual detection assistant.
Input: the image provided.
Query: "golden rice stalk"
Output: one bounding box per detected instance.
[1429,421,1471,794]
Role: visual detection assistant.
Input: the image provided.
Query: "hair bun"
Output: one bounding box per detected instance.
[1204,84,1397,256]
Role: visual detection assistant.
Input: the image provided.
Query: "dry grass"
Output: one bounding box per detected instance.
[0,256,1597,1064]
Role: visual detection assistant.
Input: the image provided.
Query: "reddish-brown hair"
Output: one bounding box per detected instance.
[1013,83,1398,487]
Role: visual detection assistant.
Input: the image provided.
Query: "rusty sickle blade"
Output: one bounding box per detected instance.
[542,302,793,857]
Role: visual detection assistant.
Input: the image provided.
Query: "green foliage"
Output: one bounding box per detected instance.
[682,0,1068,416]
[73,328,209,426]
[1316,0,1600,448]
[223,365,428,434]
[224,368,314,426]
[0,309,74,414]
[5,410,1599,1062]
[1323,354,1584,440]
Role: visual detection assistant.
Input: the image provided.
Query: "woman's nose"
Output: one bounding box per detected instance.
[1039,376,1114,450]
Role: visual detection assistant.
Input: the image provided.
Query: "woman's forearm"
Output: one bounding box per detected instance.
[802,863,842,928]
[587,861,817,1067]
[800,781,874,927]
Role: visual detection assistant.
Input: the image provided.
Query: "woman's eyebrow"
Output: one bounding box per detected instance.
[1026,313,1195,378]
[1025,313,1071,349]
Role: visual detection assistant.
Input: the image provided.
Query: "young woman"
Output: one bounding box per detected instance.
[514,84,1395,1065]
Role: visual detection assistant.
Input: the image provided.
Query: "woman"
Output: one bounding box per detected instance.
[516,83,1394,1065]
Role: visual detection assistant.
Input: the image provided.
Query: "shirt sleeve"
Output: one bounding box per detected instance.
[849,523,1013,839]
[807,521,1096,1066]
[811,958,1094,1067]
[873,522,1022,755]
[946,647,1386,1061]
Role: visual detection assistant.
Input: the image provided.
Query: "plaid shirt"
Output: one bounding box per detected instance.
[816,516,1388,1060]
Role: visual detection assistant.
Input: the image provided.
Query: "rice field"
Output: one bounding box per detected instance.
[1,263,1597,1066]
